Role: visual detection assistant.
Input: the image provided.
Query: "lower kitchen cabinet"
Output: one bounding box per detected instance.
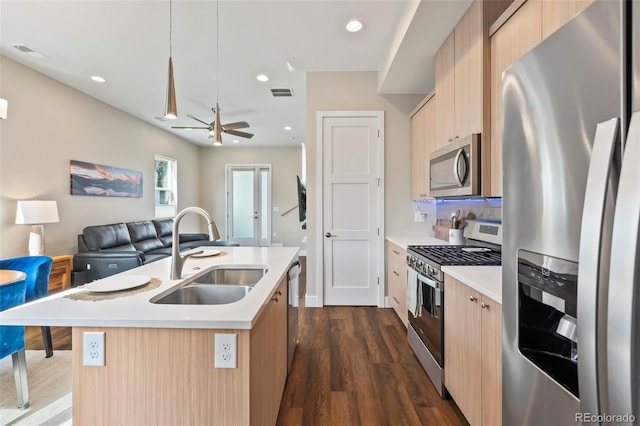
[444,274,502,426]
[72,276,289,425]
[386,242,407,326]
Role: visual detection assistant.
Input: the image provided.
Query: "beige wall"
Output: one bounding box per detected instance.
[198,146,305,248]
[0,56,202,258]
[305,71,431,301]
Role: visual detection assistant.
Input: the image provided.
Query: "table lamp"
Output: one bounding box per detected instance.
[15,200,59,256]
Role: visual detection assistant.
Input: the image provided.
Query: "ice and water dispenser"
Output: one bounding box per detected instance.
[517,250,579,397]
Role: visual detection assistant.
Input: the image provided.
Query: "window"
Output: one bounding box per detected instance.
[155,155,177,217]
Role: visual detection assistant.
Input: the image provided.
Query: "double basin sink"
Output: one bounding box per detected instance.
[151,266,268,305]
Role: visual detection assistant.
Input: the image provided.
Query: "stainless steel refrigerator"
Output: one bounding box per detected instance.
[502,0,639,424]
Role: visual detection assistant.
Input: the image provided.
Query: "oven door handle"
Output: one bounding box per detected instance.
[417,273,440,291]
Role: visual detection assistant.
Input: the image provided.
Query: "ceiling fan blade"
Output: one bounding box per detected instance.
[171,126,208,129]
[225,129,254,139]
[187,114,212,126]
[221,121,250,130]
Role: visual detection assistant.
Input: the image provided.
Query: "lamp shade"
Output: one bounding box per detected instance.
[15,200,59,225]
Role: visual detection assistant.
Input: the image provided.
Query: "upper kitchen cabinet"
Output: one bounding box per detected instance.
[435,33,455,151]
[541,0,595,40]
[435,0,512,194]
[490,0,542,196]
[411,92,436,200]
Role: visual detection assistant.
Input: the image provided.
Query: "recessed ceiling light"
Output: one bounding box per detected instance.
[256,74,270,82]
[233,139,239,143]
[345,20,363,32]
[284,126,292,131]
[91,75,106,83]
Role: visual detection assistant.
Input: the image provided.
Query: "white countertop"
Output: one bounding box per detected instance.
[386,235,448,251]
[442,265,502,304]
[1,247,299,330]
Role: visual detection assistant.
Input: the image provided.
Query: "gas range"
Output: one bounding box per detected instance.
[407,221,503,282]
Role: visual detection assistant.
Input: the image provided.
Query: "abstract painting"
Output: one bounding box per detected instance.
[70,160,143,198]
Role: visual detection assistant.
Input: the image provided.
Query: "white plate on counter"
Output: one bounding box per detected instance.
[83,274,151,293]
[191,249,221,258]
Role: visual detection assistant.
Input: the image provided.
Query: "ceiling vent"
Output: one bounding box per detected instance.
[270,88,294,98]
[12,44,47,58]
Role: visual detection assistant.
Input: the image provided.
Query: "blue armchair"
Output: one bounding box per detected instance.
[0,257,54,357]
[0,276,29,408]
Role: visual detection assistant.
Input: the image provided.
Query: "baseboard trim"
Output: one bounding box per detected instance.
[305,294,321,307]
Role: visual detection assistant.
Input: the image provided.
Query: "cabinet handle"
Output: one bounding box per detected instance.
[448,138,453,143]
[469,296,478,302]
[393,297,400,304]
[275,290,282,296]
[271,296,279,302]
[393,271,400,277]
[393,249,400,255]
[455,135,459,139]
[481,302,489,309]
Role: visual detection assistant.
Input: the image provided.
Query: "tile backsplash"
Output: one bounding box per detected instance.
[434,198,502,241]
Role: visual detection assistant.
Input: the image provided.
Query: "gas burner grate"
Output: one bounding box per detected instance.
[408,245,502,266]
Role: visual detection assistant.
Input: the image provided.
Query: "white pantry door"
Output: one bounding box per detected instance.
[322,114,383,306]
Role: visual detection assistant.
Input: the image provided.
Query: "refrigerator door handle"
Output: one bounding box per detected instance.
[607,112,640,422]
[577,117,619,417]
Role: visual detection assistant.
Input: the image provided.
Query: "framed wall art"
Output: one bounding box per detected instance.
[70,160,143,198]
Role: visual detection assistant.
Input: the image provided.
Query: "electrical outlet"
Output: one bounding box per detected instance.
[83,332,105,366]
[215,333,237,368]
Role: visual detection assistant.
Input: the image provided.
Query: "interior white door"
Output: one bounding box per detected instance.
[322,115,381,306]
[226,165,271,246]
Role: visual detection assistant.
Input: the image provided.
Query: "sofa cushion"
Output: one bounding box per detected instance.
[152,218,174,247]
[126,221,164,253]
[83,223,136,252]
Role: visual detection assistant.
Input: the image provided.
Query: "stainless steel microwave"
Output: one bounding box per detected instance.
[429,133,480,197]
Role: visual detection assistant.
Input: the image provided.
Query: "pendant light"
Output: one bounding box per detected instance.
[164,0,177,119]
[213,0,223,146]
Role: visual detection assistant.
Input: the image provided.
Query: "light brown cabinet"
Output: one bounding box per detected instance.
[250,276,288,425]
[488,0,594,196]
[410,92,436,200]
[541,0,595,40]
[444,274,502,426]
[489,0,542,196]
[72,276,289,425]
[434,0,511,195]
[435,32,455,151]
[386,241,407,326]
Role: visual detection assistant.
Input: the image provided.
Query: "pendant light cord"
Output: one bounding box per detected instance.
[216,0,219,107]
[169,0,173,57]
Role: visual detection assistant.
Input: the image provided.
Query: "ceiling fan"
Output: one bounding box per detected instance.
[171,102,254,141]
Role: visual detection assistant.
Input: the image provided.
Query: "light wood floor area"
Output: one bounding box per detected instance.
[26,257,467,425]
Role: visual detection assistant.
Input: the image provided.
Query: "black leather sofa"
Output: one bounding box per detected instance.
[72,218,238,285]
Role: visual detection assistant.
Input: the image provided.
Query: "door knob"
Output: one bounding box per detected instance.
[325,232,337,238]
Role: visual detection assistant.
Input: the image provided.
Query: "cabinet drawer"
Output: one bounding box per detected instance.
[387,242,408,326]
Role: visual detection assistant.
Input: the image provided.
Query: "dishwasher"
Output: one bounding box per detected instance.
[287,260,301,372]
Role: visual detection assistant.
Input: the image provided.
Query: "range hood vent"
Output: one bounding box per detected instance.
[270,88,294,97]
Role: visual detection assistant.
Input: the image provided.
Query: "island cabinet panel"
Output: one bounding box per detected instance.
[71,277,289,426]
[250,276,288,426]
[444,274,502,426]
[72,327,251,425]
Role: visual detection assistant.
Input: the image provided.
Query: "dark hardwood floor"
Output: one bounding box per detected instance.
[25,256,467,425]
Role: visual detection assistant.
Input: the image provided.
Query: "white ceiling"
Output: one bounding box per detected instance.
[0,0,471,148]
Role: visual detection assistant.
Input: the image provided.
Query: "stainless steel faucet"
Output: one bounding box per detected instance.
[171,207,221,280]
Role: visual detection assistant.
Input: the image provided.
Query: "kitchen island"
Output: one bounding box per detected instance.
[2,246,299,425]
